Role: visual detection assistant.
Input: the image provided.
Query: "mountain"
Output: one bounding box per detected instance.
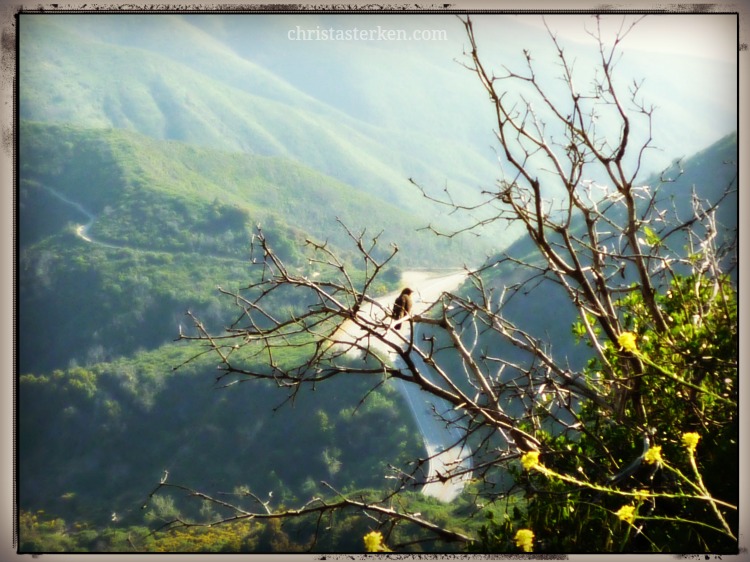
[15,11,738,553]
[18,120,463,255]
[18,342,427,531]
[19,119,483,374]
[18,14,510,247]
[19,14,737,247]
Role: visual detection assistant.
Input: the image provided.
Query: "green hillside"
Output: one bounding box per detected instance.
[19,345,427,532]
[20,120,480,374]
[19,120,470,258]
[19,14,508,240]
[16,12,738,554]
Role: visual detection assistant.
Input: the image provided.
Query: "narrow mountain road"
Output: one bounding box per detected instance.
[39,185,246,263]
[41,185,95,239]
[41,185,122,249]
[336,270,474,502]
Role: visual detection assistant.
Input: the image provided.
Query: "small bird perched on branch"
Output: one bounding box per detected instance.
[392,288,413,331]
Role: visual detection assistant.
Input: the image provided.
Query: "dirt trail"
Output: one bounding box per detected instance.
[41,185,120,248]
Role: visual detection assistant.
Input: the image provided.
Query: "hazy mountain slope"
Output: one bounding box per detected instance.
[44,14,498,160]
[18,15,506,235]
[19,120,480,374]
[187,15,495,142]
[18,120,468,258]
[203,14,736,174]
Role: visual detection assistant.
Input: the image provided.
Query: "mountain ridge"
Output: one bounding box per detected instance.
[19,119,485,262]
[19,15,505,226]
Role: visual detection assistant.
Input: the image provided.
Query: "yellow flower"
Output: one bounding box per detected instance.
[520,451,540,471]
[644,445,663,465]
[634,489,649,502]
[615,504,636,524]
[363,530,389,552]
[514,528,535,552]
[617,331,638,353]
[682,432,700,453]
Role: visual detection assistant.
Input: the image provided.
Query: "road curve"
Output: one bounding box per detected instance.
[41,185,96,240]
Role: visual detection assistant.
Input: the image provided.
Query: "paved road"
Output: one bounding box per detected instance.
[337,270,474,502]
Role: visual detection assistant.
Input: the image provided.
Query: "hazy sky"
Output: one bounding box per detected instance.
[520,14,737,63]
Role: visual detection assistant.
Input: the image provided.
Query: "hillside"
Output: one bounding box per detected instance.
[15,11,738,554]
[471,131,738,377]
[18,14,508,242]
[19,120,481,374]
[18,120,469,257]
[18,342,426,525]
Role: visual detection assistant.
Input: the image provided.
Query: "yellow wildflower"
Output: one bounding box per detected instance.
[634,489,649,502]
[682,432,700,453]
[514,528,535,552]
[644,445,663,465]
[520,451,540,471]
[617,331,638,353]
[363,530,390,552]
[615,504,636,524]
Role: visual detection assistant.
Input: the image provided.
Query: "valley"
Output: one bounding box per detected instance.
[15,11,738,555]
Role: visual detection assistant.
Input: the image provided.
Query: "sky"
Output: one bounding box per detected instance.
[519,13,738,63]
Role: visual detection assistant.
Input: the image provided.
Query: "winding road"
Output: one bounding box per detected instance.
[41,185,117,247]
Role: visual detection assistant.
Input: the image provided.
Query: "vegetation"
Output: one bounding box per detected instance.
[18,119,458,373]
[146,14,737,554]
[19,344,434,541]
[19,120,473,262]
[17,12,737,555]
[19,13,513,244]
[20,487,490,553]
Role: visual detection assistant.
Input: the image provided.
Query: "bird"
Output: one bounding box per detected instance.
[392,288,413,331]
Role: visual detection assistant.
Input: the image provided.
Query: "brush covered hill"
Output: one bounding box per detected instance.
[19,119,479,374]
[18,14,508,240]
[17,119,442,541]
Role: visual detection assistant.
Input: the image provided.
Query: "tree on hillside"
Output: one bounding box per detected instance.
[153,15,738,553]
